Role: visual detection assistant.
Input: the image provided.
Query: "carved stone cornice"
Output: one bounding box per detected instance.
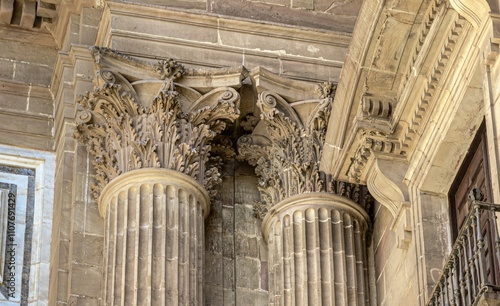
[75,48,241,200]
[321,0,482,182]
[237,68,373,218]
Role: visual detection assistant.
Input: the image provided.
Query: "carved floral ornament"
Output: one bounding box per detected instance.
[237,83,373,219]
[75,50,240,200]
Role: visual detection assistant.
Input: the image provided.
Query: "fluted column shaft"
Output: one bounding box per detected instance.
[263,193,370,306]
[99,169,209,306]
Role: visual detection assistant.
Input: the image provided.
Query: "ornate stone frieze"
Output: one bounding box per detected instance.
[75,49,240,200]
[238,81,373,218]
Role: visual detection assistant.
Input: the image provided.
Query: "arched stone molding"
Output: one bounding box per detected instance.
[317,0,494,304]
[397,25,490,306]
[74,47,243,305]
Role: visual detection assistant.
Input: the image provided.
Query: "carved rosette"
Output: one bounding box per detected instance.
[75,59,240,201]
[237,84,373,218]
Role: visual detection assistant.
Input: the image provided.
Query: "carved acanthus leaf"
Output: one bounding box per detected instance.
[76,68,240,200]
[238,86,373,219]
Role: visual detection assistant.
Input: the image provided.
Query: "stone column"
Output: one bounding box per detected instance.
[263,194,370,306]
[238,74,373,305]
[75,48,240,305]
[98,169,209,305]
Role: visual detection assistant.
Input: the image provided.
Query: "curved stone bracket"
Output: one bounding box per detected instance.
[366,157,409,218]
[449,0,489,29]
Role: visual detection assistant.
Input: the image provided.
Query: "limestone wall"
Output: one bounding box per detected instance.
[204,161,269,305]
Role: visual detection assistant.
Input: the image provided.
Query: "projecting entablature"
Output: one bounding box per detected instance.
[321,0,492,220]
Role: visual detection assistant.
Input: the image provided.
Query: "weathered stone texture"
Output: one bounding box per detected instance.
[372,201,420,306]
[0,80,54,150]
[0,39,56,85]
[204,160,268,305]
[209,0,359,32]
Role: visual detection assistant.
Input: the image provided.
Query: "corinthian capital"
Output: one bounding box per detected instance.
[75,48,241,199]
[237,68,373,218]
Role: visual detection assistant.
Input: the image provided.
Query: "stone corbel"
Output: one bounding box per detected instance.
[365,157,413,249]
[365,157,409,218]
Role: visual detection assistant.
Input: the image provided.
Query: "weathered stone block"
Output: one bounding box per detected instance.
[205,253,223,286]
[235,257,260,290]
[110,14,218,44]
[28,86,53,115]
[73,202,85,233]
[235,175,260,204]
[223,257,235,289]
[235,234,259,258]
[204,284,224,305]
[222,233,234,258]
[206,231,223,254]
[110,36,243,69]
[19,0,36,29]
[0,60,14,79]
[56,270,69,302]
[67,296,100,306]
[223,289,236,305]
[79,25,98,45]
[0,40,57,66]
[235,204,257,236]
[73,233,104,266]
[222,206,234,234]
[292,0,314,9]
[84,203,104,236]
[206,200,223,232]
[58,239,70,270]
[235,288,268,305]
[0,91,28,112]
[281,58,342,82]
[14,62,53,86]
[0,0,14,24]
[314,0,362,15]
[70,264,102,297]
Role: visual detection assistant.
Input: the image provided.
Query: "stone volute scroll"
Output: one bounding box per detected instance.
[74,47,241,305]
[237,67,373,306]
